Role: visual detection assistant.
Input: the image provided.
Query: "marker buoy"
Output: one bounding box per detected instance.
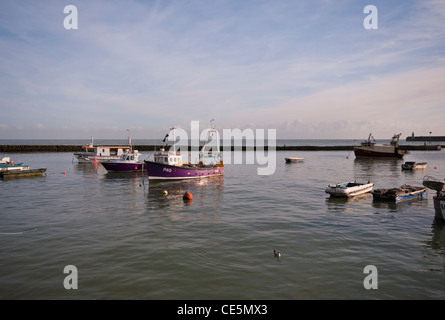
[183,192,193,201]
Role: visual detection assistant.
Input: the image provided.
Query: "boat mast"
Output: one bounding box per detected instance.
[127,129,132,151]
[171,126,176,154]
[200,119,220,163]
[391,133,401,147]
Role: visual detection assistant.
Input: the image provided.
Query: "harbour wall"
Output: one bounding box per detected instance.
[0,144,443,152]
[406,136,445,142]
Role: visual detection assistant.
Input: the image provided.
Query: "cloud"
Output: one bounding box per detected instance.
[235,65,445,138]
[0,0,444,139]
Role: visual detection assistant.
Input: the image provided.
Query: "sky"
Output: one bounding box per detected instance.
[0,0,444,140]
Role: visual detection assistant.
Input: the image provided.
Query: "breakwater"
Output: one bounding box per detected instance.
[406,136,445,142]
[0,144,443,152]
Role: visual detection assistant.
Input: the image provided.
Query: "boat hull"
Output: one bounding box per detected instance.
[372,186,427,202]
[0,164,30,171]
[433,196,445,220]
[0,168,47,179]
[325,182,374,197]
[354,147,404,158]
[74,155,122,163]
[144,161,224,180]
[101,162,145,172]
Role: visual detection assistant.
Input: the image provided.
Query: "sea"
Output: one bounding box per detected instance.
[1,139,445,300]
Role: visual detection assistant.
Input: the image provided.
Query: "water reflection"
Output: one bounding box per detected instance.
[353,157,402,180]
[73,162,106,175]
[103,171,147,182]
[371,199,399,212]
[427,219,445,253]
[145,176,224,218]
[325,193,372,213]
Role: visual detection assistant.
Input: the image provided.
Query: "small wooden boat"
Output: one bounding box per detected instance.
[401,161,427,170]
[325,181,374,197]
[372,184,427,202]
[0,168,47,179]
[285,157,304,163]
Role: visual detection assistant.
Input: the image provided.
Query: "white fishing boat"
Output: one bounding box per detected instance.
[325,181,374,197]
[285,157,304,163]
[401,161,427,170]
[74,136,132,163]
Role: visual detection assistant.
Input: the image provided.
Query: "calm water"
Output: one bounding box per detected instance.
[1,148,445,299]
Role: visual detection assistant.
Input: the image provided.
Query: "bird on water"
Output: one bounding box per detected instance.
[274,249,281,259]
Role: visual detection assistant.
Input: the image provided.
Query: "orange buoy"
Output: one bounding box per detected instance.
[183,192,193,201]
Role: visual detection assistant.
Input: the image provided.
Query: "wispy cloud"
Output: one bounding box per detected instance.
[0,0,444,138]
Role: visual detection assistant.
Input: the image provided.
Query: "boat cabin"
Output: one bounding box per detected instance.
[81,145,130,157]
[119,150,140,162]
[154,149,183,166]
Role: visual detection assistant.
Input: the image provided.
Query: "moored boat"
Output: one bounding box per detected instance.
[100,132,146,172]
[372,184,427,202]
[0,157,30,172]
[325,181,374,197]
[401,161,427,170]
[74,136,132,163]
[354,133,405,158]
[0,168,47,179]
[0,157,46,178]
[100,149,145,172]
[285,157,304,163]
[144,122,224,180]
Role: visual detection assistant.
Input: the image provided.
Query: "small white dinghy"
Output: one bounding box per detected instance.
[325,181,374,197]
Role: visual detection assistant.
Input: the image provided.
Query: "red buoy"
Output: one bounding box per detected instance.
[183,192,193,201]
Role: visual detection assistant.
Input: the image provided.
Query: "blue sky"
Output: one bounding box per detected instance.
[0,0,444,139]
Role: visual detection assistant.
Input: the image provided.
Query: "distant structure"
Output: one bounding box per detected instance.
[406,132,445,142]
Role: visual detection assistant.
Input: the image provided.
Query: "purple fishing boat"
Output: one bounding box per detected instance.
[100,149,146,172]
[100,130,146,172]
[144,123,224,180]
